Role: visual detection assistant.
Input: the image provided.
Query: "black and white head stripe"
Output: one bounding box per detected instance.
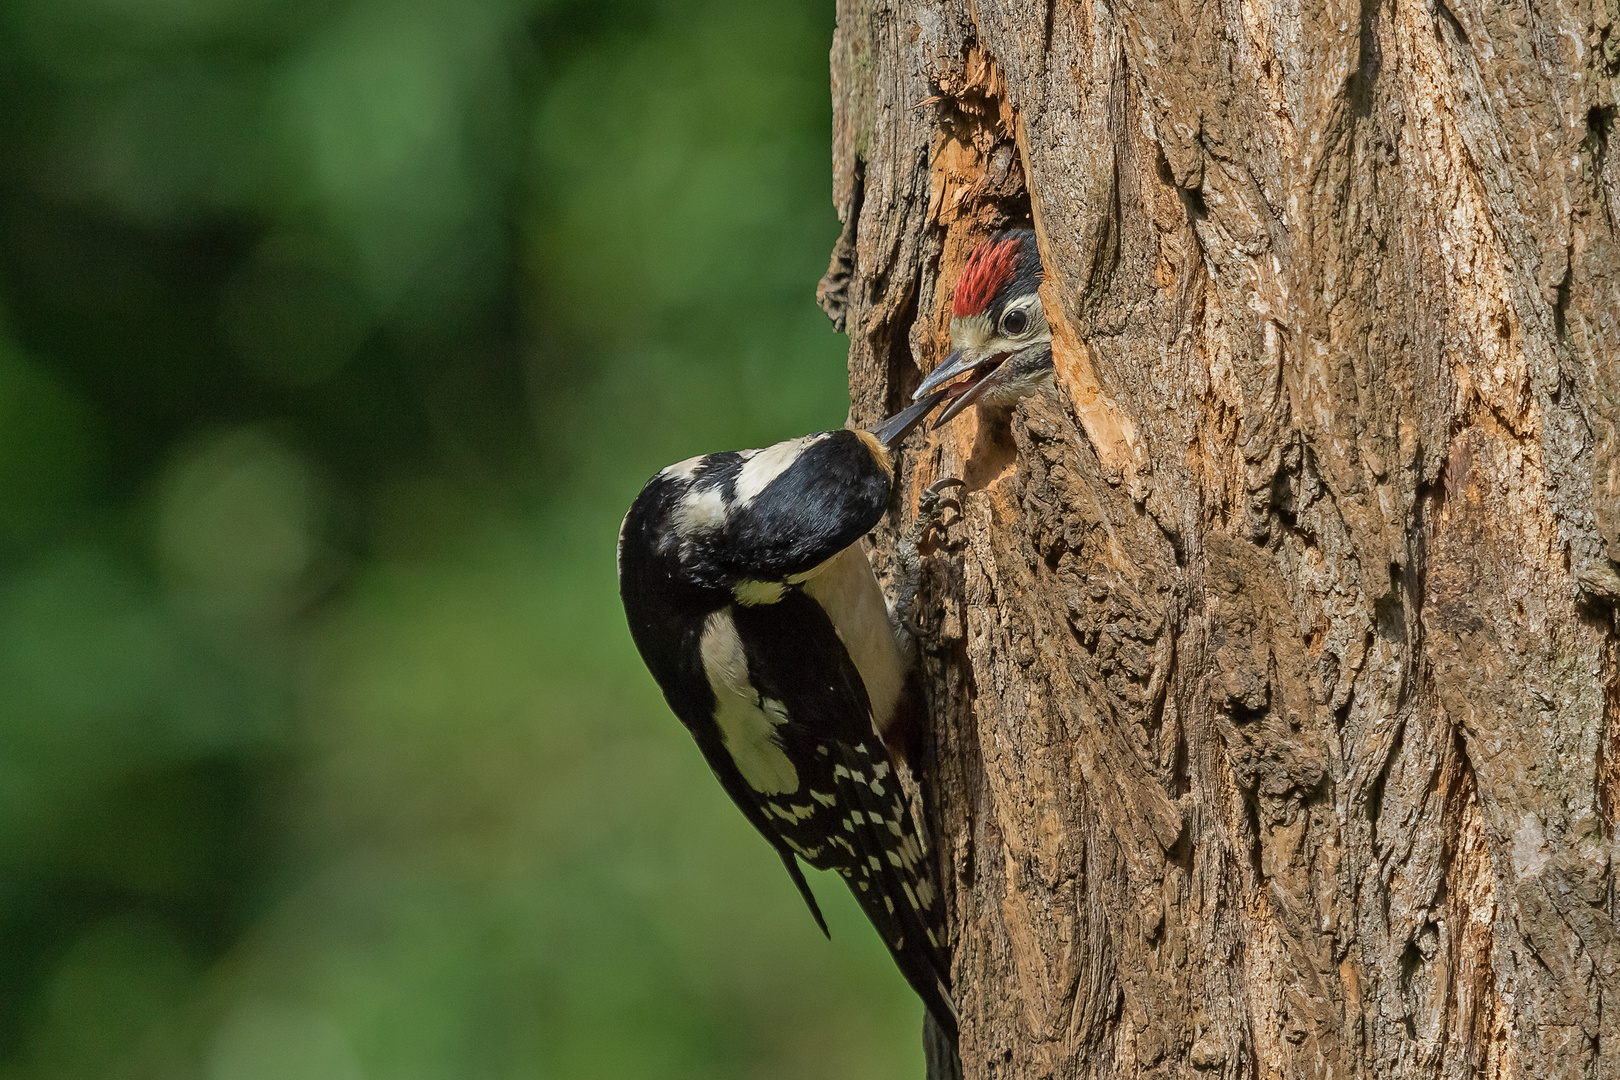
[636,430,894,591]
[618,428,956,1039]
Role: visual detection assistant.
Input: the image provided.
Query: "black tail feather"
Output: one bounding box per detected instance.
[779,848,830,938]
[924,1010,964,1080]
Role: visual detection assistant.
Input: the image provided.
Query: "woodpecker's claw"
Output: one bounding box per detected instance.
[921,477,965,513]
[915,477,966,553]
[892,477,966,643]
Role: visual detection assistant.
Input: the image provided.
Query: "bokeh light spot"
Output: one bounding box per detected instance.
[31,917,194,1077]
[208,1002,367,1080]
[153,428,321,625]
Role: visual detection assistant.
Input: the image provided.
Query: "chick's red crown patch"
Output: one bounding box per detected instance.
[951,235,1022,318]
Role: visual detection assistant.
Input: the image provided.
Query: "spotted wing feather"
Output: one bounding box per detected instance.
[732,595,956,1038]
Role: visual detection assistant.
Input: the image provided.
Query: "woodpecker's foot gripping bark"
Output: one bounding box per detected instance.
[915,477,966,554]
[888,476,966,646]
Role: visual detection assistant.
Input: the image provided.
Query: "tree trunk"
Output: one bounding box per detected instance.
[821,2,1620,1077]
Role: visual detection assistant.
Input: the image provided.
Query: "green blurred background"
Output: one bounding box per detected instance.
[0,2,923,1076]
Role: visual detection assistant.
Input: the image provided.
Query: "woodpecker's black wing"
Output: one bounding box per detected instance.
[618,466,832,936]
[730,594,957,1037]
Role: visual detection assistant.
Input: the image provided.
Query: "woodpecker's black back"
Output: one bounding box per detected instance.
[618,430,956,1038]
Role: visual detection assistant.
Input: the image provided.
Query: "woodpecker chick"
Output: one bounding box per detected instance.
[914,228,1053,426]
[617,406,956,1039]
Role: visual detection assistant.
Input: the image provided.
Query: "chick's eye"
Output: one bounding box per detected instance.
[1002,308,1029,335]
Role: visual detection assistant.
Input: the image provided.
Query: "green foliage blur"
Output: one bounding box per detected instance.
[0,2,923,1077]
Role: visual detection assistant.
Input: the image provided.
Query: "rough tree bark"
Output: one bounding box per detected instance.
[818,1,1620,1077]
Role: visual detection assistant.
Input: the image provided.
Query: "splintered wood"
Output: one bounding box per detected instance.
[826,0,1620,1077]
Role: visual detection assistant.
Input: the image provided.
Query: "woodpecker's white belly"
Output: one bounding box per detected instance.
[802,543,904,735]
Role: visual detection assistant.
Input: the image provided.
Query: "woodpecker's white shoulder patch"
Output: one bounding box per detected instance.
[700,610,799,795]
[733,434,825,507]
[671,483,728,538]
[660,454,707,480]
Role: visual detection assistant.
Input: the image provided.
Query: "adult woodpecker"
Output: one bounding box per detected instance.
[617,393,957,1038]
[914,228,1054,426]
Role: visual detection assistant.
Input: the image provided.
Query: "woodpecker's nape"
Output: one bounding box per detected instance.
[914,228,1054,427]
[617,427,957,1040]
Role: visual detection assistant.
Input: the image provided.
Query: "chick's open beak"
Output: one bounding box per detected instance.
[913,347,997,401]
[930,363,1004,426]
[910,345,1012,428]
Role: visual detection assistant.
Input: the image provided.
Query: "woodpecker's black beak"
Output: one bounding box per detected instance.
[870,387,951,447]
